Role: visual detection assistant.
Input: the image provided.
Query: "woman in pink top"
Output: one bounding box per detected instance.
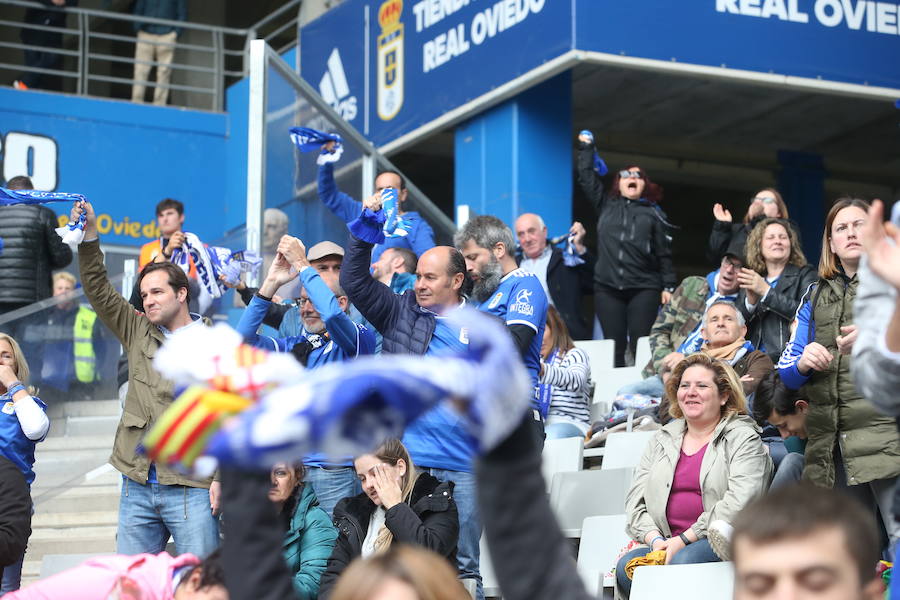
[5,549,226,600]
[616,353,772,598]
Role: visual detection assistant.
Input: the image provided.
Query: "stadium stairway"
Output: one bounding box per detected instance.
[22,399,121,586]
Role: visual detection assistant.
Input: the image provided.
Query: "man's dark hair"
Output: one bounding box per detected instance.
[6,176,33,190]
[732,483,880,585]
[155,198,184,217]
[185,548,225,590]
[138,262,191,306]
[448,248,473,297]
[392,247,417,274]
[377,169,406,190]
[751,371,800,426]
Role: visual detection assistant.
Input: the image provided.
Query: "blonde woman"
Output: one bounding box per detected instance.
[330,545,470,600]
[615,353,772,597]
[0,333,50,593]
[737,217,816,363]
[318,439,459,599]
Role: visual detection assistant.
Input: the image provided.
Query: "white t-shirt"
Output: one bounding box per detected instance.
[361,506,387,558]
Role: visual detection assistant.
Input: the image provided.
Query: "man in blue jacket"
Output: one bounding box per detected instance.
[236,234,375,516]
[318,144,435,262]
[339,192,487,598]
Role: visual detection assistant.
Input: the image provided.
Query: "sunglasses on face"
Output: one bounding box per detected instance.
[619,170,643,179]
[751,196,777,205]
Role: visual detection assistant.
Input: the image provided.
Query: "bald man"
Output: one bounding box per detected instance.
[514,213,594,340]
[341,193,488,597]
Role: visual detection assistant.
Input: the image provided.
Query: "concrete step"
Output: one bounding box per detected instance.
[37,435,113,452]
[45,399,120,419]
[63,415,120,437]
[25,532,117,559]
[32,511,118,529]
[22,560,41,580]
[34,486,120,514]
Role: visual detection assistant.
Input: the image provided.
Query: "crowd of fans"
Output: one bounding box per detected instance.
[0,129,898,600]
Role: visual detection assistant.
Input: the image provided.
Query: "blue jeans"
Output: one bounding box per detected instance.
[304,466,362,518]
[615,538,719,597]
[117,477,220,557]
[0,555,23,593]
[617,375,664,398]
[427,468,483,600]
[544,422,585,440]
[770,452,804,490]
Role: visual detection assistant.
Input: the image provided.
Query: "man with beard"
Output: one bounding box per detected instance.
[455,215,548,440]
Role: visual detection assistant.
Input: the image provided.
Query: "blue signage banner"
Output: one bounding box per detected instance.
[576,1,900,90]
[301,0,573,147]
[301,0,900,148]
[0,89,230,247]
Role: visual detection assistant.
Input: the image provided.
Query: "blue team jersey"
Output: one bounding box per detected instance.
[0,393,48,485]
[477,268,548,390]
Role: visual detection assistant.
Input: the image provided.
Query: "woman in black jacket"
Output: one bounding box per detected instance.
[707,188,794,265]
[736,218,817,363]
[318,439,459,599]
[576,134,677,367]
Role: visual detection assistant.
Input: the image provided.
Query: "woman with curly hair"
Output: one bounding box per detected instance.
[736,218,817,363]
[708,188,794,265]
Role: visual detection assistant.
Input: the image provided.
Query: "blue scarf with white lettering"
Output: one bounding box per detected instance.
[1,188,87,244]
[289,127,344,165]
[151,309,532,471]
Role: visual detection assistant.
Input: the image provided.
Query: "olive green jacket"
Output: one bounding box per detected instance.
[626,413,772,542]
[642,276,710,379]
[79,240,212,488]
[801,276,900,487]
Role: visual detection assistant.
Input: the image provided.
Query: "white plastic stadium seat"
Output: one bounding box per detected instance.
[630,562,735,600]
[549,467,633,538]
[634,336,651,369]
[541,436,584,492]
[576,514,630,596]
[592,366,642,411]
[574,339,615,374]
[601,431,657,470]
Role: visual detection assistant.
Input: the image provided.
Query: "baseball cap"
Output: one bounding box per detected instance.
[307,241,345,262]
[723,236,746,265]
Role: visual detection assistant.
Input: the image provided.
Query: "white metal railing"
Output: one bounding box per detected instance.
[0,0,301,111]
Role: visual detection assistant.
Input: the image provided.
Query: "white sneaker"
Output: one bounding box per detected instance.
[708,519,733,561]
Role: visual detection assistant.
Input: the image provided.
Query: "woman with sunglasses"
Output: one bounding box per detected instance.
[576,132,677,367]
[707,188,793,265]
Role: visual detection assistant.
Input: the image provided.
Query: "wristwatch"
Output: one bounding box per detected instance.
[678,532,691,545]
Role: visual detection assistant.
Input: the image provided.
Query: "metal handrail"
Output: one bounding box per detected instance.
[1,0,302,111]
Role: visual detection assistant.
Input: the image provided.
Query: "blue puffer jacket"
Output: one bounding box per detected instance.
[340,234,435,355]
[281,483,337,599]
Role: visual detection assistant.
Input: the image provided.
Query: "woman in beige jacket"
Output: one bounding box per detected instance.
[615,353,772,597]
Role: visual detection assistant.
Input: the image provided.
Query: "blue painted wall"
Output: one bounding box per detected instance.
[455,72,573,235]
[0,89,231,246]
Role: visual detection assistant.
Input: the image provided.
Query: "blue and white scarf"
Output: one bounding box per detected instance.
[289,127,343,165]
[153,309,532,470]
[170,233,261,313]
[579,130,608,176]
[1,187,87,245]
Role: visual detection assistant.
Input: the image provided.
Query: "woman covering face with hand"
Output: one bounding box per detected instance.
[318,439,459,600]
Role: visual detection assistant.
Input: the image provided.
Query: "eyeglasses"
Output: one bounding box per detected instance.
[294,297,311,308]
[618,170,643,179]
[751,196,777,205]
[721,257,742,270]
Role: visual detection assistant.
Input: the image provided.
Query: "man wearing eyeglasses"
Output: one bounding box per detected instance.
[234,235,376,517]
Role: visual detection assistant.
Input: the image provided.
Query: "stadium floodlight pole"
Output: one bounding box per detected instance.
[245,39,268,288]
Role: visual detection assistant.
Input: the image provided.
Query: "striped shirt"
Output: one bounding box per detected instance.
[541,347,593,434]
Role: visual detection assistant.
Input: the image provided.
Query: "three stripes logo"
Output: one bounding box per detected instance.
[319,48,358,122]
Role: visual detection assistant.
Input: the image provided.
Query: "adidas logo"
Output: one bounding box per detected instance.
[319,48,358,122]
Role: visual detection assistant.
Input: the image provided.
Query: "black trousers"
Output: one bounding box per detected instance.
[594,285,660,367]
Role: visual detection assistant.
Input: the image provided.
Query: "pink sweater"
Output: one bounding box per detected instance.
[6,552,201,600]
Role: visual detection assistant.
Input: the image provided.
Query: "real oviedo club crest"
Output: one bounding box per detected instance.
[377,0,404,121]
